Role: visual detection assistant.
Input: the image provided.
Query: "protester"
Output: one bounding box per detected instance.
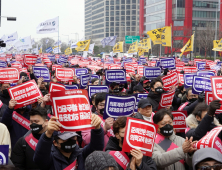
[33,114,104,170]
[185,100,221,141]
[11,107,48,170]
[129,74,141,94]
[133,99,154,122]
[133,85,144,94]
[152,108,195,170]
[105,116,156,170]
[91,78,99,85]
[0,123,11,155]
[192,148,222,170]
[0,83,11,106]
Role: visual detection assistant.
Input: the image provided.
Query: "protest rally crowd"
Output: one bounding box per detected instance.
[0,52,221,170]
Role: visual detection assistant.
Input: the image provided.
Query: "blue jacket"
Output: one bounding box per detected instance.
[1,106,30,149]
[33,127,104,170]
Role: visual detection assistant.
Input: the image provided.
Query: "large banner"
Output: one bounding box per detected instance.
[8,80,43,109]
[0,68,20,83]
[51,89,93,131]
[105,69,127,84]
[36,17,59,34]
[88,85,109,100]
[161,72,178,91]
[33,66,50,82]
[103,95,136,119]
[122,117,158,157]
[55,68,74,81]
[192,76,211,94]
[143,67,161,79]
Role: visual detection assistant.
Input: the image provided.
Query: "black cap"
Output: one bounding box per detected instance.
[57,132,80,140]
[138,99,151,109]
[133,85,144,92]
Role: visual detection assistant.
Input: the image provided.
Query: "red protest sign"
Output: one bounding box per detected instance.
[108,64,121,70]
[172,111,187,133]
[55,68,74,81]
[161,72,178,91]
[158,91,175,109]
[11,63,22,69]
[211,76,222,101]
[52,65,62,71]
[51,89,93,131]
[0,68,20,83]
[176,64,184,73]
[8,80,43,109]
[24,54,38,66]
[184,66,197,73]
[49,82,65,93]
[205,91,222,114]
[122,117,158,157]
[124,63,134,74]
[178,73,184,85]
[137,66,144,76]
[196,127,222,154]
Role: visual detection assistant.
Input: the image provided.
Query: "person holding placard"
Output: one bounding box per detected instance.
[0,83,11,106]
[152,109,196,170]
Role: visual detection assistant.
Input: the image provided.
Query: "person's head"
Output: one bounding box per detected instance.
[133,85,144,94]
[186,87,198,102]
[53,132,79,154]
[85,151,118,170]
[29,107,48,135]
[143,79,151,89]
[20,72,29,83]
[150,78,164,94]
[192,148,222,170]
[153,109,174,137]
[135,74,141,82]
[110,82,120,93]
[1,83,10,98]
[192,103,209,122]
[91,93,97,106]
[113,116,127,147]
[137,99,152,117]
[95,93,107,115]
[91,78,99,85]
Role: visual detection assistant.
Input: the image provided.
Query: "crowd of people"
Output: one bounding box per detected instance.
[0,55,222,170]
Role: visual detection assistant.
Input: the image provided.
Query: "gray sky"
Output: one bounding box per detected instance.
[0,0,84,43]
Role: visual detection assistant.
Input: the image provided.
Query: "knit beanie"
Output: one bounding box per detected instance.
[85,151,118,170]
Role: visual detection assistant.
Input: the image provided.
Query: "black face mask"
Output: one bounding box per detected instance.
[99,108,104,115]
[2,89,10,98]
[60,139,76,153]
[119,86,124,92]
[155,87,164,94]
[145,86,150,91]
[113,88,120,93]
[189,98,197,103]
[160,124,173,136]
[30,123,43,134]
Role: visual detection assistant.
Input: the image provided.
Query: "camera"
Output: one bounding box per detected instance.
[24,76,30,82]
[0,41,6,47]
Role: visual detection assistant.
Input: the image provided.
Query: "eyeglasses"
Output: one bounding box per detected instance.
[198,164,222,170]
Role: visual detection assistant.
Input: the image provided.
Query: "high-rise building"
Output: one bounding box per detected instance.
[140,0,222,53]
[85,0,140,45]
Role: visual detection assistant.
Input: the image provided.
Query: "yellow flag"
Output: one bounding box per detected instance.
[180,34,194,57]
[212,47,222,51]
[147,28,164,45]
[39,47,42,54]
[213,38,222,50]
[138,49,145,56]
[138,38,151,52]
[128,41,138,54]
[113,42,124,53]
[65,47,72,55]
[161,26,171,47]
[75,40,91,51]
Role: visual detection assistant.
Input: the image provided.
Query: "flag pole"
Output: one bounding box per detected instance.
[171,24,173,56]
[58,16,59,55]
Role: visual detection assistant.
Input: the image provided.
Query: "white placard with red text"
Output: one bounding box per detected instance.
[0,68,20,83]
[161,72,178,91]
[172,111,187,132]
[205,91,222,114]
[51,89,93,131]
[211,76,222,101]
[8,80,43,109]
[184,66,197,74]
[55,68,74,81]
[122,117,158,157]
[24,54,38,66]
[158,91,175,109]
[49,82,66,93]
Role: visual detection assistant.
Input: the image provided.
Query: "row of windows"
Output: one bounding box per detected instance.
[172,0,185,8]
[92,23,104,30]
[145,0,164,6]
[106,5,138,10]
[85,17,91,22]
[85,6,91,12]
[92,34,105,39]
[85,28,91,33]
[106,0,137,5]
[106,27,137,32]
[193,11,219,18]
[174,21,184,26]
[144,21,165,32]
[173,30,183,36]
[145,3,165,14]
[85,25,91,30]
[92,8,104,16]
[106,19,138,27]
[92,0,102,6]
[106,15,138,22]
[193,1,218,8]
[106,10,137,16]
[85,13,91,19]
[192,20,218,27]
[106,32,137,38]
[92,18,104,25]
[85,21,91,26]
[92,29,104,34]
[145,12,165,22]
[172,8,185,19]
[92,13,104,20]
[92,2,104,10]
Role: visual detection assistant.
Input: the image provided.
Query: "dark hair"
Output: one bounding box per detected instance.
[150,78,163,88]
[192,103,209,118]
[91,78,99,84]
[153,108,174,124]
[0,165,18,170]
[95,93,107,106]
[175,85,184,97]
[20,72,28,78]
[186,87,192,96]
[113,116,127,134]
[29,107,47,120]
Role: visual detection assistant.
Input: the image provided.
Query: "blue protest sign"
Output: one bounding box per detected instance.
[184,73,196,89]
[155,60,161,67]
[0,145,9,165]
[143,67,161,79]
[75,68,88,78]
[88,85,109,100]
[80,74,91,89]
[90,74,100,83]
[33,66,50,82]
[0,61,7,68]
[35,58,42,64]
[46,47,53,53]
[197,71,215,78]
[196,62,206,71]
[139,57,146,62]
[137,61,143,65]
[192,76,212,94]
[58,56,68,65]
[105,69,126,84]
[217,61,222,66]
[103,94,136,119]
[65,85,79,90]
[48,55,55,62]
[160,58,176,69]
[134,93,149,112]
[182,57,189,63]
[211,65,221,71]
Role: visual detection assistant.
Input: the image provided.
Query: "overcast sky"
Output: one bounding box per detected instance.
[0,0,84,43]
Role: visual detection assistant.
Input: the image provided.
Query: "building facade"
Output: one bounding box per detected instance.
[140,0,222,53]
[85,0,140,45]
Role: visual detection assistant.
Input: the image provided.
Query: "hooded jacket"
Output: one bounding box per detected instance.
[147,91,162,112]
[105,136,157,170]
[0,92,11,106]
[185,114,221,141]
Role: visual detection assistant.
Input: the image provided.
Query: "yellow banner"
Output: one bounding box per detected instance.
[213,38,222,49]
[161,26,171,47]
[128,41,138,54]
[65,47,72,55]
[75,40,91,51]
[147,27,165,45]
[138,38,151,52]
[113,42,124,53]
[180,34,194,57]
[138,49,145,56]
